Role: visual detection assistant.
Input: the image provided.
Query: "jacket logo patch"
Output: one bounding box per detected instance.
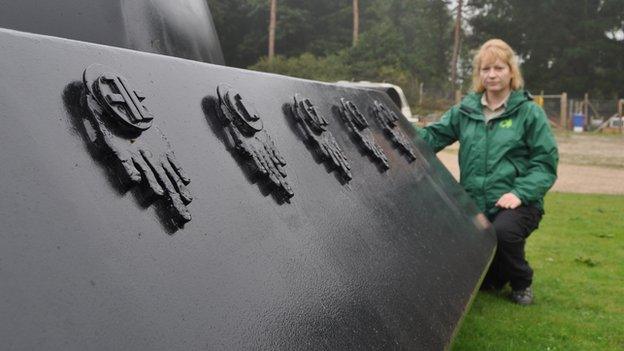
[500,119,513,128]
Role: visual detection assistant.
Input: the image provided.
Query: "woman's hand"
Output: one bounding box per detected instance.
[495,193,522,209]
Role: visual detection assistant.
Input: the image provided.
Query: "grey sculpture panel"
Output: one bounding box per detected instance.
[0,0,225,64]
[0,28,495,350]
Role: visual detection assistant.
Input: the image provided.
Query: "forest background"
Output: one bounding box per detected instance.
[208,0,624,113]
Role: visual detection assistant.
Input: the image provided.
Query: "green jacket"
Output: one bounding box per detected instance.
[416,90,558,215]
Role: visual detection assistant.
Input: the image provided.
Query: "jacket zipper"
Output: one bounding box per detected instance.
[461,99,526,212]
[483,120,489,211]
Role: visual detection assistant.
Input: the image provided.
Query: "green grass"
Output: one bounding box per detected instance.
[452,192,624,351]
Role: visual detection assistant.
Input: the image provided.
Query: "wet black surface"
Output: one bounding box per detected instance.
[0,28,495,350]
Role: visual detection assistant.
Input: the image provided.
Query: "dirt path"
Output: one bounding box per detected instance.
[436,137,624,195]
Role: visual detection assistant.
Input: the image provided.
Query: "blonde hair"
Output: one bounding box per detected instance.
[471,39,524,93]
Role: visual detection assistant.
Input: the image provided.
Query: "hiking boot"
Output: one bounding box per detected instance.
[510,286,533,305]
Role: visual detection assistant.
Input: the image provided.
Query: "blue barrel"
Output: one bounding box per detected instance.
[573,113,585,128]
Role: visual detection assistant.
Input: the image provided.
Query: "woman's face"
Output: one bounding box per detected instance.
[480,59,512,94]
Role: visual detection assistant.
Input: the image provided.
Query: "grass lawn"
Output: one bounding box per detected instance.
[451,192,624,351]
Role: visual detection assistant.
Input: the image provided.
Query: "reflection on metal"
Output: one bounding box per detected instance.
[82,63,192,226]
[216,84,294,201]
[291,94,352,181]
[0,0,225,64]
[339,98,390,170]
[373,100,417,162]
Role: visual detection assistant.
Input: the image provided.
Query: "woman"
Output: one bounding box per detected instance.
[416,39,558,305]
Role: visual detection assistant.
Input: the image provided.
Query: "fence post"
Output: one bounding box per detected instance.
[572,100,577,130]
[583,93,589,129]
[454,90,462,105]
[560,92,568,130]
[619,99,623,134]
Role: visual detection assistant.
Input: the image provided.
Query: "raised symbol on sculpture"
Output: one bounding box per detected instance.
[339,98,390,170]
[290,94,352,181]
[372,100,417,162]
[216,84,294,201]
[81,63,192,226]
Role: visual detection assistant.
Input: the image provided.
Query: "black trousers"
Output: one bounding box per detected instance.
[483,205,543,290]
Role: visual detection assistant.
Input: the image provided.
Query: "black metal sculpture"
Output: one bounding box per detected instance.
[215,84,294,201]
[339,98,390,170]
[0,17,496,350]
[290,94,352,181]
[372,100,418,162]
[81,63,192,225]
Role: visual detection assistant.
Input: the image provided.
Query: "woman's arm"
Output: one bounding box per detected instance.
[510,104,559,204]
[414,107,460,152]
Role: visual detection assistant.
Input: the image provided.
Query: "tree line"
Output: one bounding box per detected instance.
[208,0,624,104]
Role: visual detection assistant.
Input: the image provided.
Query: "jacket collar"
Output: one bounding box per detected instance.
[459,90,532,121]
[481,91,510,111]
